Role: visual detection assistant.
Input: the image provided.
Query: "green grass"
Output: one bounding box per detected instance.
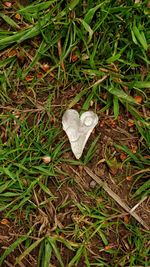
[0,0,150,266]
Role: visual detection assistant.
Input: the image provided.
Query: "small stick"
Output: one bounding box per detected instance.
[130,196,148,213]
[84,167,149,230]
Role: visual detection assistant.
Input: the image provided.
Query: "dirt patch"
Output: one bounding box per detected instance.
[0,217,37,267]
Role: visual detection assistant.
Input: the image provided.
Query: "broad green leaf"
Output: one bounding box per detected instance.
[107,44,128,64]
[0,12,52,50]
[38,241,45,267]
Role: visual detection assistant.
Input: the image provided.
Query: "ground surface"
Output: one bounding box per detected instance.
[0,0,150,266]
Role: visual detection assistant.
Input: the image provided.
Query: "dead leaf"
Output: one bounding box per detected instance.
[96,197,103,205]
[82,53,89,61]
[97,158,105,165]
[0,234,9,241]
[124,215,129,224]
[71,54,79,62]
[15,13,21,20]
[7,49,17,57]
[118,114,123,120]
[144,155,150,159]
[122,85,129,92]
[1,219,9,225]
[134,95,143,104]
[17,50,25,64]
[104,245,113,250]
[25,75,34,81]
[126,176,132,181]
[41,63,50,72]
[22,179,28,187]
[106,157,122,175]
[130,144,138,154]
[127,119,134,127]
[112,77,122,83]
[120,153,127,161]
[50,117,55,124]
[109,119,116,128]
[99,67,109,73]
[4,2,12,8]
[36,72,43,79]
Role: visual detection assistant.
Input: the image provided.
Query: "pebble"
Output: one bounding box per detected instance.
[90,180,97,189]
[42,156,51,164]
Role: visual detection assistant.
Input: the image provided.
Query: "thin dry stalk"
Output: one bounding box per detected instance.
[84,167,149,230]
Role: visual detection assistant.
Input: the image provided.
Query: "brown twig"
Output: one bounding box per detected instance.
[84,167,149,230]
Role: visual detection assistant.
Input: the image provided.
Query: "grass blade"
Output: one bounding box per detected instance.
[79,19,93,42]
[68,245,84,267]
[84,135,100,164]
[133,81,150,89]
[107,86,136,104]
[48,237,64,267]
[132,180,150,198]
[113,95,119,119]
[0,13,20,29]
[115,144,144,168]
[0,236,28,265]
[84,2,106,24]
[132,25,148,51]
[15,237,44,265]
